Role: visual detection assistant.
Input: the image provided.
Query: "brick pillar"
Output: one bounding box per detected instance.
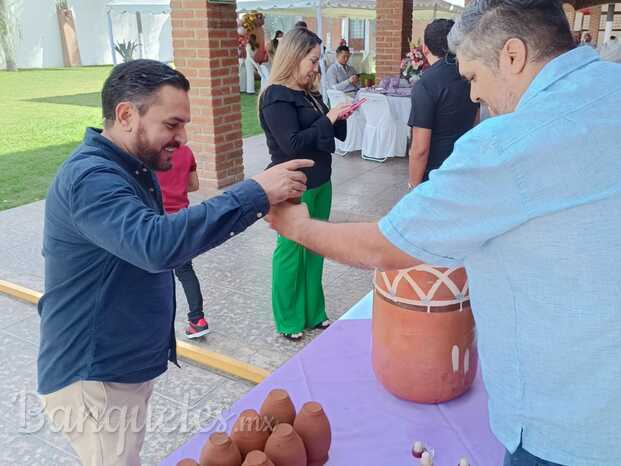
[376,0,413,80]
[589,5,602,45]
[563,3,576,29]
[171,0,243,190]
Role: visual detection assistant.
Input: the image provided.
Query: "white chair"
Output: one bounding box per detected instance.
[359,93,409,162]
[258,63,270,91]
[359,51,370,74]
[319,57,329,104]
[244,45,256,94]
[238,58,246,93]
[327,89,365,156]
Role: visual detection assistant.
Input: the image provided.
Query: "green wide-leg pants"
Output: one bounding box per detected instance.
[271,181,332,334]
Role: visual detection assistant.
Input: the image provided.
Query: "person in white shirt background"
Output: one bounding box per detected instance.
[326,45,360,95]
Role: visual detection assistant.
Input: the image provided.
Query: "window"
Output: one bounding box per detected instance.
[349,19,365,39]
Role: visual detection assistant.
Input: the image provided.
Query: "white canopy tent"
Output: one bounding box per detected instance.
[106,0,171,64]
[236,0,376,45]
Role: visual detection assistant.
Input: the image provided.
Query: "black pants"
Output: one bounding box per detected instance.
[503,443,566,466]
[174,261,204,322]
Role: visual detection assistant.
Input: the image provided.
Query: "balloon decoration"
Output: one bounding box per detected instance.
[240,11,265,33]
[237,11,268,64]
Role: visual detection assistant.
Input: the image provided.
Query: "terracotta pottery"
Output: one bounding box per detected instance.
[199,432,242,466]
[263,423,307,466]
[177,460,199,466]
[292,401,331,466]
[241,450,275,466]
[230,409,271,459]
[259,389,296,428]
[372,265,478,403]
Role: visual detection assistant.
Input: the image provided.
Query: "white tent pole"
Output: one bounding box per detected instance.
[341,17,348,44]
[316,1,323,43]
[604,3,614,44]
[107,10,117,65]
[364,19,370,52]
[136,11,145,59]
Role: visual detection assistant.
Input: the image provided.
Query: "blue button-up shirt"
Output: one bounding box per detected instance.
[379,47,621,466]
[38,128,269,395]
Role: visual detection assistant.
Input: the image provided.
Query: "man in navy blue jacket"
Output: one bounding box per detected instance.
[38,59,312,465]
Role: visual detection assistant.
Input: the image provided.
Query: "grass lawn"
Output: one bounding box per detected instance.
[0,67,262,211]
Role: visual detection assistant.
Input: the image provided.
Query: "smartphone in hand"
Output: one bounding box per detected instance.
[339,97,367,118]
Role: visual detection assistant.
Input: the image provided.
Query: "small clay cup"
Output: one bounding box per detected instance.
[241,450,275,466]
[177,460,199,466]
[230,409,270,459]
[263,423,307,466]
[199,432,242,466]
[259,389,296,428]
[293,401,331,466]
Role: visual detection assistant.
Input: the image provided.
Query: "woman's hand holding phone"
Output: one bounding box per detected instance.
[337,97,367,120]
[327,104,350,124]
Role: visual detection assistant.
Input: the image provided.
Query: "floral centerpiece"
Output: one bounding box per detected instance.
[400,46,428,83]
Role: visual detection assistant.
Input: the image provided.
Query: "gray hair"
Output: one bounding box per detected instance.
[448,0,575,66]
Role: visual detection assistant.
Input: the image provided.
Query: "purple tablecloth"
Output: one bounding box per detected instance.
[159,319,504,466]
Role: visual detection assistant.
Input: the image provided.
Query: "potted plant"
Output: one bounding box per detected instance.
[114,40,138,63]
[56,0,81,67]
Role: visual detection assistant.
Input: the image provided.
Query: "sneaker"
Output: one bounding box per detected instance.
[314,319,331,329]
[281,332,303,341]
[185,318,210,339]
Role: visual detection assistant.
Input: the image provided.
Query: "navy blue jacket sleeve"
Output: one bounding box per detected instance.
[262,100,337,155]
[334,119,347,142]
[70,166,269,273]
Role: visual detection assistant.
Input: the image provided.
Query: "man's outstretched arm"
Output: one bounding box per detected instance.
[266,202,421,271]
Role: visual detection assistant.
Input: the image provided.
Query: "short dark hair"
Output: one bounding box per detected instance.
[336,45,350,55]
[448,0,575,66]
[424,19,455,57]
[102,59,190,125]
[294,20,308,29]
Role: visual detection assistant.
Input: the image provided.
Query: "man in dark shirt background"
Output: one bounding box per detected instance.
[408,19,479,188]
[38,59,313,465]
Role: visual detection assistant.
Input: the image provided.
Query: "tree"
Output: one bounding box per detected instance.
[0,0,19,71]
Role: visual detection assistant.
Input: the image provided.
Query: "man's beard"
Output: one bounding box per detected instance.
[135,127,177,171]
[490,88,519,116]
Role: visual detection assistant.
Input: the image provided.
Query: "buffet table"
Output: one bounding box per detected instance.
[159,293,504,466]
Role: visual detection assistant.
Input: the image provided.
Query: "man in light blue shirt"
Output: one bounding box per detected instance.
[326,45,360,94]
[266,1,621,465]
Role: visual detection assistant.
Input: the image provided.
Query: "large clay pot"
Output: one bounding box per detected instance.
[372,265,477,403]
[293,402,331,466]
[264,423,307,466]
[230,409,270,459]
[259,389,296,428]
[200,432,242,466]
[177,460,199,466]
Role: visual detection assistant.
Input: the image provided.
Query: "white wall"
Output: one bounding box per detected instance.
[1,0,172,69]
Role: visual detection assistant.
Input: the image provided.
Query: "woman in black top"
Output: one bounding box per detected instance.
[259,27,349,340]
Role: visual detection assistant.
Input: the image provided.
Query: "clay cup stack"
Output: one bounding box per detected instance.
[176,388,331,466]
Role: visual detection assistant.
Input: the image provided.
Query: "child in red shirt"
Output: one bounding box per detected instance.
[156,145,209,338]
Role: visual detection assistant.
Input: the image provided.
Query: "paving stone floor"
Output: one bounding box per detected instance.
[0,134,408,464]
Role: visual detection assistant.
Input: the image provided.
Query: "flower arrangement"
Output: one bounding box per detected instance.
[400,47,428,83]
[239,11,265,34]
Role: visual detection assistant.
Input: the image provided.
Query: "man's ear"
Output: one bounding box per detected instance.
[500,38,528,75]
[422,44,431,60]
[115,101,137,133]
